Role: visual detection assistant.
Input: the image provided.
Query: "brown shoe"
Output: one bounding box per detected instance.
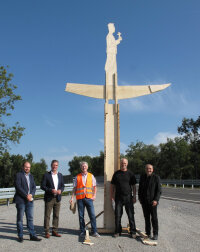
[52,231,61,237]
[45,233,50,239]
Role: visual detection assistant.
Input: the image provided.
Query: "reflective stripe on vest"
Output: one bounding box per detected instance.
[76,173,93,200]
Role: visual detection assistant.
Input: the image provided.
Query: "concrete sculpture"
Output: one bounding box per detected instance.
[65,23,170,232]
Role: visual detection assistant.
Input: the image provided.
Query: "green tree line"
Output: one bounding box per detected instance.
[68,116,200,180]
[0,152,47,188]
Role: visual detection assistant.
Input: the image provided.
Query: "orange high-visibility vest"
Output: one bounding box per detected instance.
[76,173,93,200]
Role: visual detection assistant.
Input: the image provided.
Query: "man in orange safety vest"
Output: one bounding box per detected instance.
[70,161,100,238]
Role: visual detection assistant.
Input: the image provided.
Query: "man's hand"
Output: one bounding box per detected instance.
[92,195,96,201]
[152,200,157,206]
[27,194,33,201]
[69,197,73,204]
[52,189,57,194]
[57,189,61,195]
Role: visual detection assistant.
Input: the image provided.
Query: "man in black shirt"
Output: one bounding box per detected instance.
[138,164,161,240]
[110,158,137,238]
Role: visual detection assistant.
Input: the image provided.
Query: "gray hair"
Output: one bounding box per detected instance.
[121,158,128,164]
[80,161,88,168]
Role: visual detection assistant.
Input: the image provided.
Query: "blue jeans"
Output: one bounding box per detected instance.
[16,201,36,238]
[77,198,97,234]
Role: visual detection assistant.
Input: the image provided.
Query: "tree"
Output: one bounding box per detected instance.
[68,155,92,177]
[125,141,159,175]
[158,137,192,179]
[31,158,48,185]
[68,152,104,177]
[178,117,200,179]
[0,66,25,154]
[0,152,47,187]
[0,152,24,187]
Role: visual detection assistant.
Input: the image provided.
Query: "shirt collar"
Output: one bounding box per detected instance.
[51,171,58,175]
[81,172,88,176]
[23,171,30,176]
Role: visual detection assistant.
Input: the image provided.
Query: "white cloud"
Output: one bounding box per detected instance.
[150,132,178,146]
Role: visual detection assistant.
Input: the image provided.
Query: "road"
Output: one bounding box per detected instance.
[0,187,200,252]
[161,187,200,203]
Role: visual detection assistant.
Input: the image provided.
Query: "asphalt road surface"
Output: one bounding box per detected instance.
[161,187,200,203]
[0,187,200,252]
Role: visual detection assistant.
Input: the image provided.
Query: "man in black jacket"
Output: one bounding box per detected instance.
[14,161,41,242]
[41,160,64,238]
[138,164,161,240]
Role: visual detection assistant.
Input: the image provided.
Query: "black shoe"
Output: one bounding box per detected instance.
[18,237,23,243]
[30,236,42,241]
[152,234,158,240]
[130,233,137,239]
[145,233,151,239]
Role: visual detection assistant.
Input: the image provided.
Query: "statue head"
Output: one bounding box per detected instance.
[108,23,115,33]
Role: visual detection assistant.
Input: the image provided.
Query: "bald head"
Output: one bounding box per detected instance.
[145,164,154,176]
[120,158,128,171]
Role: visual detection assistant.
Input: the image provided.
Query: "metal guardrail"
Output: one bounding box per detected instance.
[161,179,200,188]
[0,183,73,206]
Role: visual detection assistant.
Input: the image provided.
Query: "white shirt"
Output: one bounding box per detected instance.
[51,171,58,190]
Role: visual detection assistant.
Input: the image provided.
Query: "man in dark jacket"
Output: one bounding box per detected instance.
[14,161,41,242]
[41,160,64,238]
[138,164,161,240]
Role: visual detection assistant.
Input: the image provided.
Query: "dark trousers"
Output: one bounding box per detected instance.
[141,202,158,236]
[115,197,136,234]
[44,198,61,233]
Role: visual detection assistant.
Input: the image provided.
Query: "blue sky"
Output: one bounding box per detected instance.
[1,0,200,175]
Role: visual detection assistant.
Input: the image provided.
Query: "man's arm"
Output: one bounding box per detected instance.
[138,175,143,203]
[70,176,77,203]
[132,184,136,203]
[30,174,36,197]
[14,173,28,199]
[41,173,53,193]
[152,176,162,206]
[57,174,64,195]
[110,183,115,201]
[70,186,76,203]
[92,186,97,200]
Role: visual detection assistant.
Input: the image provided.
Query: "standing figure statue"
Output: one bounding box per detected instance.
[105,23,122,86]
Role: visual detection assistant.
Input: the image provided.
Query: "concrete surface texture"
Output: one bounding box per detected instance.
[0,187,200,252]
